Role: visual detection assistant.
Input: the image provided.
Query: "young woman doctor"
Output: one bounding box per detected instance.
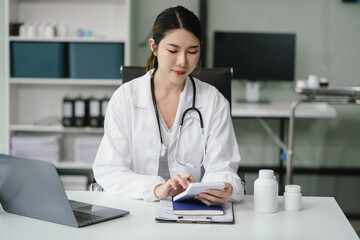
[93,6,244,205]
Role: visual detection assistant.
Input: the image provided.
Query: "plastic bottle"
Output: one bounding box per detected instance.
[284,185,302,211]
[254,169,278,213]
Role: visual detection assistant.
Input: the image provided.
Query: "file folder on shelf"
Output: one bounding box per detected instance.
[155,198,234,224]
[74,97,88,127]
[62,97,74,127]
[100,97,109,127]
[88,98,101,128]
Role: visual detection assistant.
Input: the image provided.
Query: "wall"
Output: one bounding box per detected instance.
[130,0,199,67]
[0,0,9,154]
[207,0,360,214]
[131,0,360,214]
[206,0,360,168]
[131,0,360,168]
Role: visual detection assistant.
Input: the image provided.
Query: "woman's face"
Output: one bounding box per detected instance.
[150,28,200,86]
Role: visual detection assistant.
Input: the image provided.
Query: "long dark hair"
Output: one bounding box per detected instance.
[146,6,202,72]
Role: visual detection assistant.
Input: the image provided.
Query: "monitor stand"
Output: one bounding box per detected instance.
[237,81,270,104]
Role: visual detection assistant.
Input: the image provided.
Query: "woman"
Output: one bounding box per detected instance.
[93,5,244,205]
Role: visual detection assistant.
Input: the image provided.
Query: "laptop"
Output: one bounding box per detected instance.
[0,154,129,228]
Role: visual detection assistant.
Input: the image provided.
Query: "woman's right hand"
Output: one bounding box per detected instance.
[154,174,194,199]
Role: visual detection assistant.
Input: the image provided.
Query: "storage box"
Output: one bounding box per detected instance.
[11,42,67,78]
[69,42,124,79]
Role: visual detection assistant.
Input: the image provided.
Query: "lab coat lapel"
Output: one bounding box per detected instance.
[132,72,160,140]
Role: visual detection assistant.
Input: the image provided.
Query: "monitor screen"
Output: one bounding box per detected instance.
[214,32,296,81]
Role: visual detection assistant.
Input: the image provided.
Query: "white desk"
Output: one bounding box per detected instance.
[285,86,360,184]
[232,101,337,118]
[231,101,337,188]
[0,191,357,240]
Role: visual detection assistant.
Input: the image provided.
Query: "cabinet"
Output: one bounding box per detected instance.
[5,0,131,181]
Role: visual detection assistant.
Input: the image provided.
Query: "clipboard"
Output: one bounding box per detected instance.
[155,198,234,224]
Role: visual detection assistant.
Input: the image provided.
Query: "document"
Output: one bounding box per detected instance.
[173,182,225,202]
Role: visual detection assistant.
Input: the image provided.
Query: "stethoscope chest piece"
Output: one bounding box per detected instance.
[160,144,167,157]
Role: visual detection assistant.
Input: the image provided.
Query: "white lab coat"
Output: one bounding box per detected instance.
[93,70,244,202]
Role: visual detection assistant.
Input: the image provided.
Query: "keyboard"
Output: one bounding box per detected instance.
[73,210,103,223]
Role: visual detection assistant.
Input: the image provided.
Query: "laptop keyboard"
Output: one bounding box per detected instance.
[73,210,103,223]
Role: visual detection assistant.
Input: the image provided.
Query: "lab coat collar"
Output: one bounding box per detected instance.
[131,71,204,151]
[183,75,204,110]
[132,70,159,135]
[132,70,153,109]
[132,71,204,112]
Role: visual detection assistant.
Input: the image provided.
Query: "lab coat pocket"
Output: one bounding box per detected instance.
[184,151,203,182]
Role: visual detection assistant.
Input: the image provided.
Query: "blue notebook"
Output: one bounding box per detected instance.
[172,199,224,216]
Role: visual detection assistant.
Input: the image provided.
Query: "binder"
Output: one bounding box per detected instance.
[100,97,109,127]
[88,97,101,128]
[155,198,234,224]
[62,97,74,127]
[172,199,224,216]
[74,97,88,127]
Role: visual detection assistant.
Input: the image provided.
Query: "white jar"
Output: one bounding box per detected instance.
[19,24,28,37]
[57,23,68,37]
[307,74,319,88]
[254,169,278,213]
[284,185,302,211]
[44,24,55,38]
[26,23,36,38]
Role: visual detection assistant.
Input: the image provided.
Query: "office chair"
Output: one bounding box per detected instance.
[120,66,146,84]
[191,67,232,110]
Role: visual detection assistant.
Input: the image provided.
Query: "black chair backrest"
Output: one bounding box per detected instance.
[191,68,232,108]
[121,66,146,84]
[120,66,232,108]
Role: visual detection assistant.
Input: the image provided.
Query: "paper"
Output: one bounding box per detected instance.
[156,198,178,221]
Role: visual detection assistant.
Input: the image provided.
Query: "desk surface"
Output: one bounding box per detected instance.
[232,101,337,118]
[0,191,357,240]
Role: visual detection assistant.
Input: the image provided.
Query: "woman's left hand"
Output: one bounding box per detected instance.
[195,182,233,206]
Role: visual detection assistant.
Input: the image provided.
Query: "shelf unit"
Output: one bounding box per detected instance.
[6,0,131,173]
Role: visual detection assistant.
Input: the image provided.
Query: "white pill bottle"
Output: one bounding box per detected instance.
[254,169,278,213]
[284,185,302,211]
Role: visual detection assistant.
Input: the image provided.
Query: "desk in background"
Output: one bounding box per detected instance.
[286,86,360,184]
[0,191,357,240]
[231,101,337,189]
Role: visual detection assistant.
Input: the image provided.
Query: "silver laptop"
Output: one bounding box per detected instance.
[0,154,129,228]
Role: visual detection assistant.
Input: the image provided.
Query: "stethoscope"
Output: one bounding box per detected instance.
[151,69,206,168]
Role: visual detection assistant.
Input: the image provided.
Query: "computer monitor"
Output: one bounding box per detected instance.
[214,31,296,102]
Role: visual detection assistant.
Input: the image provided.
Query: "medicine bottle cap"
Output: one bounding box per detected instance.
[259,169,274,178]
[285,185,301,193]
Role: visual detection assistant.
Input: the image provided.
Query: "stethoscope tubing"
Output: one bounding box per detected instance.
[151,69,206,168]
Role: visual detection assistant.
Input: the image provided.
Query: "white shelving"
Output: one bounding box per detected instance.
[6,0,131,171]
[10,124,104,134]
[55,161,93,170]
[9,36,127,43]
[10,78,122,86]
